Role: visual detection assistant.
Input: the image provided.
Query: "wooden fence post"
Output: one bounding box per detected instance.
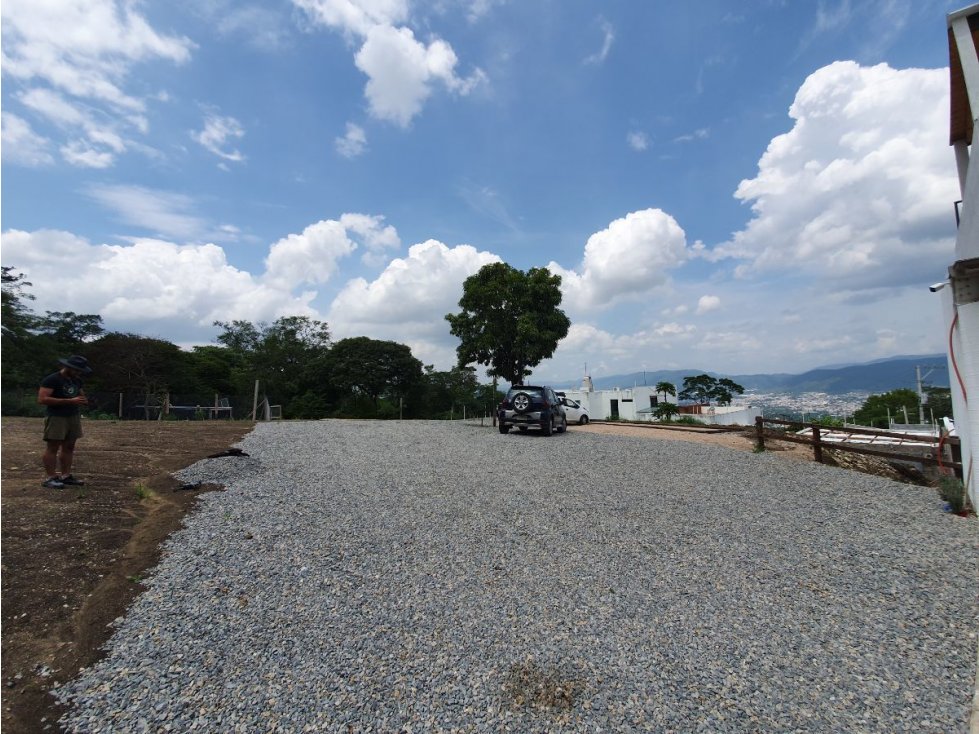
[812,424,823,463]
[755,416,765,451]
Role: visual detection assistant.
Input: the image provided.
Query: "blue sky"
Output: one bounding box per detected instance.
[0,0,966,380]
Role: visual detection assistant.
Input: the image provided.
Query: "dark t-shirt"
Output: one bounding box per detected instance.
[40,371,84,417]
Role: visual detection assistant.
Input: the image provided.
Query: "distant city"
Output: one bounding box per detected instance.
[556,354,950,422]
[743,391,870,421]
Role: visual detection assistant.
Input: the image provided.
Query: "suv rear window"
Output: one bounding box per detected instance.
[507,386,544,399]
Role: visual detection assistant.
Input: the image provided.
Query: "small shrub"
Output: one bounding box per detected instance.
[134,482,153,500]
[938,476,969,514]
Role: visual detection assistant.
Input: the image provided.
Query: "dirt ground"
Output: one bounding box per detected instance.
[0,417,936,734]
[1,417,254,734]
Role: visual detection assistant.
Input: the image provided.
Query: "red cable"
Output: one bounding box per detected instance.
[950,311,969,404]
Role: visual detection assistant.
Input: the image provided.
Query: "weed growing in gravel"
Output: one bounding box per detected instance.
[502,659,584,712]
[938,475,970,514]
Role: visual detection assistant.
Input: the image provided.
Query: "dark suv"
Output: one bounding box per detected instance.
[498,385,567,436]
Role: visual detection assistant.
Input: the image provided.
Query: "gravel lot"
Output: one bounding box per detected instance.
[57,420,977,732]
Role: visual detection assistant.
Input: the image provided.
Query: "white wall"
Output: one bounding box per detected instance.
[562,386,675,421]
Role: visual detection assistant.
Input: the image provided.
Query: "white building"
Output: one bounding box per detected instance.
[944,5,979,508]
[561,375,761,426]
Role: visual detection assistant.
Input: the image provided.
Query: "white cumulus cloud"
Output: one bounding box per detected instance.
[264,221,356,289]
[263,213,401,289]
[696,295,720,314]
[294,0,484,128]
[0,229,316,331]
[548,208,689,312]
[716,61,956,294]
[355,24,484,127]
[293,0,408,37]
[328,239,500,364]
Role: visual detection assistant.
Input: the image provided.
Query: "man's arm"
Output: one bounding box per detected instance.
[37,387,88,407]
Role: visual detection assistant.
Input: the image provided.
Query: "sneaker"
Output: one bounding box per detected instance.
[42,478,65,489]
[60,475,86,486]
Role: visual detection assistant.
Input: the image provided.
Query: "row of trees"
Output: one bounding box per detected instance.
[851,387,952,428]
[2,267,502,419]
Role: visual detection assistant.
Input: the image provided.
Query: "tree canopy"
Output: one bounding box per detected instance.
[445,262,570,385]
[678,374,745,406]
[654,381,676,400]
[852,388,923,428]
[326,336,423,408]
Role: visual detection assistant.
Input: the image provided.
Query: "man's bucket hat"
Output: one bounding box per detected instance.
[58,355,93,374]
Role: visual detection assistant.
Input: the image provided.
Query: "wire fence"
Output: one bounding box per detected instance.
[1,390,254,420]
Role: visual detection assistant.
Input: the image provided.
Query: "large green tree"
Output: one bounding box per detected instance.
[418,365,484,418]
[35,311,104,344]
[852,388,922,428]
[1,266,35,339]
[445,262,570,385]
[82,332,197,397]
[214,316,332,405]
[678,374,744,406]
[326,337,423,408]
[923,386,953,422]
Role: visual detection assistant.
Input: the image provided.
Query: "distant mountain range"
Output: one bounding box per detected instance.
[553,354,950,395]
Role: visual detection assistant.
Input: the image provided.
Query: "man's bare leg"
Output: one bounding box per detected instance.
[42,440,62,480]
[59,439,77,477]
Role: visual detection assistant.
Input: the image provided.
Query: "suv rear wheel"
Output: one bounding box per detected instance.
[498,423,510,434]
[541,415,553,436]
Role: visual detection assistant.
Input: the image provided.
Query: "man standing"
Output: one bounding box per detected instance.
[37,355,92,489]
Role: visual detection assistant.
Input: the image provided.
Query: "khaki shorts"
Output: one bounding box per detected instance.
[43,415,83,442]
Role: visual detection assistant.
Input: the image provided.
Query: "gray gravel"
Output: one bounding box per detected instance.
[57,420,978,732]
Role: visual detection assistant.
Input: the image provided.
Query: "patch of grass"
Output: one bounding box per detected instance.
[502,659,583,712]
[134,482,153,500]
[127,574,144,584]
